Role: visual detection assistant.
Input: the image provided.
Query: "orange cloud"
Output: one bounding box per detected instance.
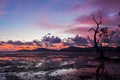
[0,43,68,51]
[0,43,40,51]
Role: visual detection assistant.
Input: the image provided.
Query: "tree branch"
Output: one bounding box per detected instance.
[91,14,98,24]
[99,10,102,24]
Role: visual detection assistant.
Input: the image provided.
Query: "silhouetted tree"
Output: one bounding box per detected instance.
[118,12,120,29]
[96,59,104,80]
[89,11,108,59]
[95,12,120,80]
[118,12,120,45]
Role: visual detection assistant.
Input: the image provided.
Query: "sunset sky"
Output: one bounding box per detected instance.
[0,0,120,50]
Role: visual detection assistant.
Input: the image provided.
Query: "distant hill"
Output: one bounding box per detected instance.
[59,46,96,52]
[17,48,57,52]
[59,46,120,52]
[17,46,120,52]
[17,47,95,52]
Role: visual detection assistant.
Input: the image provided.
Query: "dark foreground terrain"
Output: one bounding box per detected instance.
[0,51,120,80]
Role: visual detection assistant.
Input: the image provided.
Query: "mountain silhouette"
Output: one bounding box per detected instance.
[60,46,95,52]
[17,46,120,52]
[17,48,57,52]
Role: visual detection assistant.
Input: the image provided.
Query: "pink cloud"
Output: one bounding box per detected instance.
[74,11,120,27]
[74,15,94,25]
[94,0,120,11]
[66,27,89,34]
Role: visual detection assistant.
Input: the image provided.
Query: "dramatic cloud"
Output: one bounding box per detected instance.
[0,40,43,51]
[75,13,120,27]
[6,40,44,47]
[42,34,61,44]
[7,40,24,45]
[72,35,88,46]
[62,37,74,46]
[33,40,42,46]
[62,35,88,47]
[0,41,5,45]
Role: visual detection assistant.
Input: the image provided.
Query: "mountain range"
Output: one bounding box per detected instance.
[17,46,120,52]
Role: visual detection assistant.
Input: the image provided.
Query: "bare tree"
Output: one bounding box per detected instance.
[89,11,108,59]
[94,11,120,80]
[118,12,120,27]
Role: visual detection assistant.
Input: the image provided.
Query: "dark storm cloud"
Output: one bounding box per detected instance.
[6,40,42,46]
[24,42,33,45]
[33,40,42,46]
[42,35,61,44]
[62,35,88,46]
[72,35,88,46]
[0,41,5,45]
[7,40,24,45]
[62,37,74,46]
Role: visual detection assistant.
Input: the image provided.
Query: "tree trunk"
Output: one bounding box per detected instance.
[94,24,105,58]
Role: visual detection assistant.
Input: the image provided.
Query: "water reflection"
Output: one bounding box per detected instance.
[96,59,105,80]
[0,56,37,61]
[95,58,120,80]
[0,52,120,80]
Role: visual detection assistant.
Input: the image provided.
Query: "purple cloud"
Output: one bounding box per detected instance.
[42,34,61,44]
[74,11,119,27]
[66,27,90,34]
[62,35,88,46]
[93,0,120,11]
[7,40,24,45]
[72,35,88,46]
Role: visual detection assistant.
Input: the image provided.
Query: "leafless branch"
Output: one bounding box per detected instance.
[98,10,102,24]
[91,14,98,24]
[91,10,103,24]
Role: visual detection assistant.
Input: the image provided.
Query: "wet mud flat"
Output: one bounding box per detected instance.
[0,52,120,80]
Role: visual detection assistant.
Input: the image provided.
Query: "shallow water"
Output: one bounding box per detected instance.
[0,52,120,80]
